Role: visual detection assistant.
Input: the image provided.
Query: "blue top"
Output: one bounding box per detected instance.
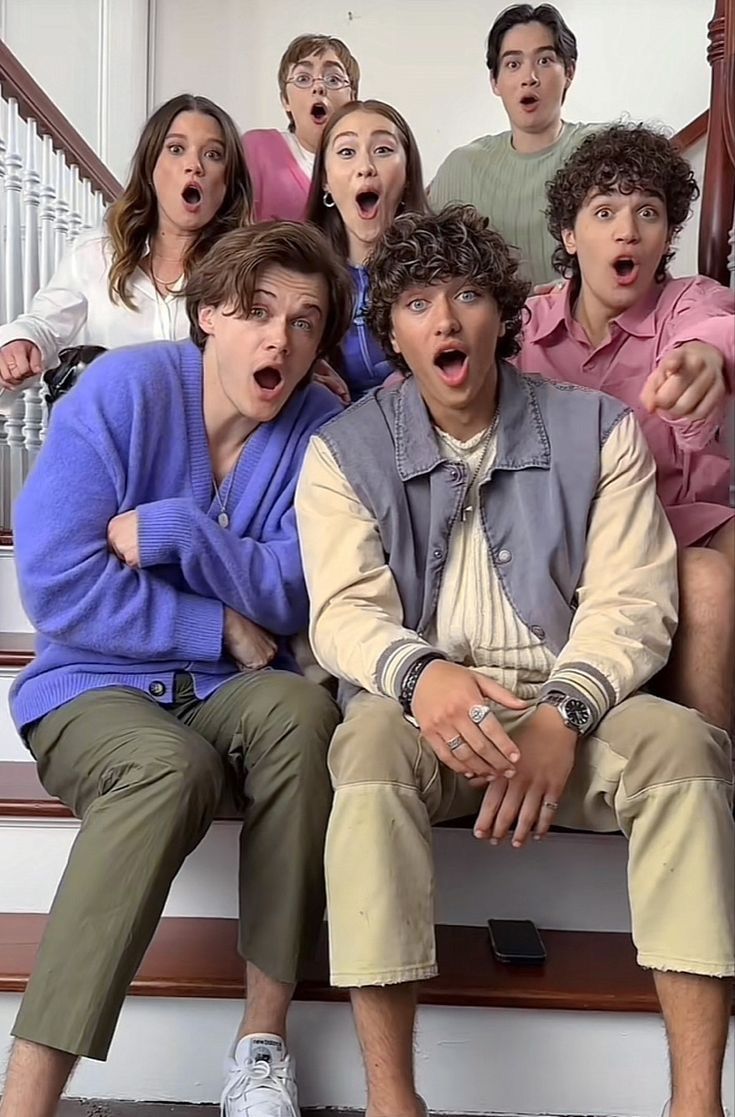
[341,266,394,400]
[11,339,341,731]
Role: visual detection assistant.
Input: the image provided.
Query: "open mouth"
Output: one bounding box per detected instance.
[311,103,328,122]
[612,257,640,285]
[254,367,284,391]
[356,190,381,218]
[182,184,202,206]
[434,348,468,386]
[520,94,539,107]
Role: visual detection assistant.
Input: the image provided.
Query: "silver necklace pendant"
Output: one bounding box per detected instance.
[217,511,230,529]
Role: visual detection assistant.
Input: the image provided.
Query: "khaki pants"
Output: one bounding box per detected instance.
[14,671,339,1060]
[325,692,734,986]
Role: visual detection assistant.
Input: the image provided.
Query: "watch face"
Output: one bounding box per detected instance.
[562,697,592,730]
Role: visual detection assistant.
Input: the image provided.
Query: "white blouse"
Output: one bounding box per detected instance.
[0,227,189,412]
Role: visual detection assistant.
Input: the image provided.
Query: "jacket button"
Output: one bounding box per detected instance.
[497,548,512,564]
[531,625,546,641]
[433,548,443,559]
[448,466,461,482]
[149,681,166,697]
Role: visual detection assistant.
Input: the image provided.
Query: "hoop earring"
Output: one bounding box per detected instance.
[323,190,336,208]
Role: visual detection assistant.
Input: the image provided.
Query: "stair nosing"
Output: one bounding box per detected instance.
[0,914,671,1013]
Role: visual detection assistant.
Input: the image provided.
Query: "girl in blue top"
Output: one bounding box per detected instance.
[306,99,430,400]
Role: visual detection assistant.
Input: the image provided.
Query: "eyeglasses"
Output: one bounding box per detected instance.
[287,72,351,91]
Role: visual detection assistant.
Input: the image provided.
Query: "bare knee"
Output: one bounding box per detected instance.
[679,546,734,631]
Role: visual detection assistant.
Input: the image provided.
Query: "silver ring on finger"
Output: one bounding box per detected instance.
[469,703,493,725]
[447,736,465,752]
[542,800,559,811]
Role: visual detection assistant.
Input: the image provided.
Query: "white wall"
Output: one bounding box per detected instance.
[3,0,714,269]
[149,0,714,180]
[0,0,150,183]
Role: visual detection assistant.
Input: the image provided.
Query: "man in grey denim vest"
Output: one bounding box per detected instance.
[296,204,734,1117]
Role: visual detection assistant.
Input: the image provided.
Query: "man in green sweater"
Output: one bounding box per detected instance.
[430,3,595,285]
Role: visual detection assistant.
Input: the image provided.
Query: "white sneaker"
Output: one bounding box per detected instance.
[221,1033,299,1116]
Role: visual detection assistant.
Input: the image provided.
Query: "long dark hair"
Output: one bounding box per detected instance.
[305,99,430,261]
[106,94,253,308]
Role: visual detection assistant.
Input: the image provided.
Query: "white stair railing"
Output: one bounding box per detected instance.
[0,47,119,532]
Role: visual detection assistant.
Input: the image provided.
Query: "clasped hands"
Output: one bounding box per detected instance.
[411,660,578,848]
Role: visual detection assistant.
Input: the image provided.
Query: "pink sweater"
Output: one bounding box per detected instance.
[242,129,312,222]
[517,276,734,547]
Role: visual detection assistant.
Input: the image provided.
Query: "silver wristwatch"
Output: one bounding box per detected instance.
[540,691,593,735]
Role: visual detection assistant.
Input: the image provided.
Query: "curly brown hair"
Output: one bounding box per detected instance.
[366,204,530,371]
[546,123,699,282]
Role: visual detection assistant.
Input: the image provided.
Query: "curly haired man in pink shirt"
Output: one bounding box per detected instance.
[517,123,734,731]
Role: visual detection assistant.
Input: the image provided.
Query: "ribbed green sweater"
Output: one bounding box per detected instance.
[430,121,596,285]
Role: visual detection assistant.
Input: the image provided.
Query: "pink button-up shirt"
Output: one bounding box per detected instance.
[517,276,734,547]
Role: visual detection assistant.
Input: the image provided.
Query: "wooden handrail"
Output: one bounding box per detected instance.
[673,109,709,151]
[0,38,122,203]
[699,0,735,283]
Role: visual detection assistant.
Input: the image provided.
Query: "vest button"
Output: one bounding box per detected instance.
[148,681,166,698]
[530,625,546,641]
[497,548,512,564]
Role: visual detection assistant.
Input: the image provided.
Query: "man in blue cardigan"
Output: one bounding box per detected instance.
[2,223,352,1117]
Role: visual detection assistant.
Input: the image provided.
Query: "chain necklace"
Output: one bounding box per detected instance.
[211,433,257,528]
[212,470,236,529]
[460,409,500,522]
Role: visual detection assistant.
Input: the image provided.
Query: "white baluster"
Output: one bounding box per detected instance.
[22,118,41,313]
[68,165,82,244]
[22,385,44,467]
[53,156,70,268]
[39,135,56,287]
[96,191,105,226]
[4,98,24,324]
[5,391,27,511]
[0,415,9,530]
[83,183,96,230]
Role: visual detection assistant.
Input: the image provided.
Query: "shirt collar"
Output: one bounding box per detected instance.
[532,277,664,345]
[393,360,551,482]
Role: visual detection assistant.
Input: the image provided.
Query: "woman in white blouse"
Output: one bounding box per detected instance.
[0,93,252,405]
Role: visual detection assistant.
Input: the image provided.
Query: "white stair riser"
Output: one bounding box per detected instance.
[0,994,732,1114]
[0,669,28,761]
[0,547,32,634]
[1,820,630,931]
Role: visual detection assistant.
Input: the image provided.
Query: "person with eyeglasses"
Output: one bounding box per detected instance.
[242,34,360,223]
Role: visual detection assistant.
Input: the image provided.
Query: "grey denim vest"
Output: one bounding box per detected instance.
[318,361,629,689]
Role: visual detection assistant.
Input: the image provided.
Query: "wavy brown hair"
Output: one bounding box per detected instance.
[106,94,253,309]
[367,204,531,371]
[546,123,699,282]
[305,99,430,260]
[186,221,354,361]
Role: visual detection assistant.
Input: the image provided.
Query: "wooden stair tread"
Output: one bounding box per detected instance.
[0,630,35,668]
[0,913,671,1013]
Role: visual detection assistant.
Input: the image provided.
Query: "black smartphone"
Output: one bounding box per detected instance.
[487,919,546,965]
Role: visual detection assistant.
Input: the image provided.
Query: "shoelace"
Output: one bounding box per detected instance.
[221,1055,296,1116]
